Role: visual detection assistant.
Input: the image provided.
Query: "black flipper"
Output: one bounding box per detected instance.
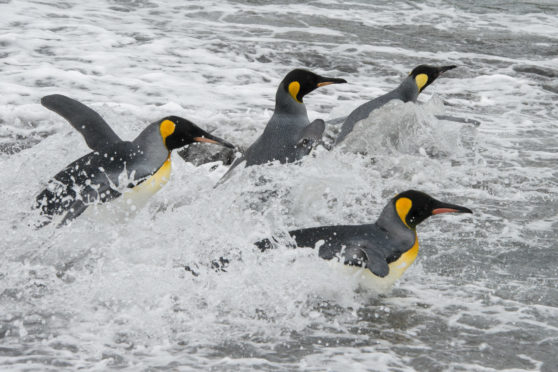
[57,200,88,228]
[297,119,325,146]
[294,119,326,159]
[214,156,246,188]
[296,119,325,147]
[364,249,390,278]
[41,94,122,151]
[342,245,369,267]
[325,244,390,278]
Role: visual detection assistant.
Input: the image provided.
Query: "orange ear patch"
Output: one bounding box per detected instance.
[288,81,302,103]
[415,74,428,91]
[160,119,176,145]
[395,197,413,228]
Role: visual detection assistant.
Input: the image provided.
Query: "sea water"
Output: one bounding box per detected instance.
[1,0,557,370]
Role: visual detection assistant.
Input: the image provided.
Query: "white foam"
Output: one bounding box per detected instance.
[1,0,557,370]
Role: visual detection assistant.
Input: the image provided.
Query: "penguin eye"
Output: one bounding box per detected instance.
[288,81,302,103]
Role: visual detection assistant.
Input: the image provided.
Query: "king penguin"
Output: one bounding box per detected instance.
[256,190,472,292]
[35,94,234,227]
[335,64,456,145]
[216,69,346,186]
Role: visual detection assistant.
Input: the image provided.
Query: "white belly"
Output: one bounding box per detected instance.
[122,157,172,209]
[328,235,419,293]
[83,158,172,223]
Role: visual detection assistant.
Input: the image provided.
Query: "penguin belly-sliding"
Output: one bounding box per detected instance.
[256,190,472,292]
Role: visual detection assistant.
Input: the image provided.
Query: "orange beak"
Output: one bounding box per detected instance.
[432,201,472,215]
[316,77,347,88]
[194,137,219,145]
[193,134,234,148]
[432,208,462,215]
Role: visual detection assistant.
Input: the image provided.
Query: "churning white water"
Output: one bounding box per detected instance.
[1,0,557,370]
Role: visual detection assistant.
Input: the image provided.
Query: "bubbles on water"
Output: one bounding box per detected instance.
[1,0,558,369]
[339,97,463,159]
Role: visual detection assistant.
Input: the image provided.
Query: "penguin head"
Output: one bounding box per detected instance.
[392,190,472,229]
[409,65,456,93]
[159,116,235,151]
[281,69,347,103]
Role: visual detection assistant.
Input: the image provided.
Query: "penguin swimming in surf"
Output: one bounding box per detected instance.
[335,65,457,145]
[35,94,234,227]
[216,69,346,185]
[256,190,472,291]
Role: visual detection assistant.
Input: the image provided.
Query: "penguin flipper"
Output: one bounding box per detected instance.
[294,119,325,159]
[41,94,122,151]
[214,156,246,188]
[57,200,88,228]
[297,119,325,145]
[342,245,390,278]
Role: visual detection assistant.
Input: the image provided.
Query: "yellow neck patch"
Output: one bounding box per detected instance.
[160,119,176,146]
[388,232,419,274]
[288,81,302,103]
[335,231,419,293]
[415,73,428,91]
[395,197,412,228]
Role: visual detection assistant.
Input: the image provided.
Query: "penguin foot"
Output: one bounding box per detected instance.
[184,256,230,277]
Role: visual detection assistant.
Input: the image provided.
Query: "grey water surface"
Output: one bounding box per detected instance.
[1,0,557,371]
